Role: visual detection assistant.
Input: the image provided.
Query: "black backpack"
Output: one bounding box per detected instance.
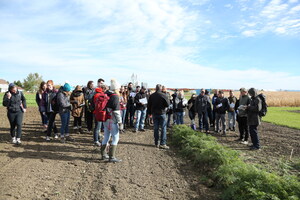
[257,94,267,117]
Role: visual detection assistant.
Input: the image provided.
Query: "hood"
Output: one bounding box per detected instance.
[74,85,82,92]
[248,88,257,97]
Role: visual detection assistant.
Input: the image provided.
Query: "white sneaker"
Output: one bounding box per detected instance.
[54,134,59,139]
[94,141,101,147]
[12,137,17,144]
[46,136,51,141]
[241,141,248,145]
[16,138,21,145]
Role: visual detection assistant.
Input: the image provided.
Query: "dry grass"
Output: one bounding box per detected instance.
[260,91,300,107]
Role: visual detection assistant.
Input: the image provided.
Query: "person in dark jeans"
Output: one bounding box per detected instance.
[247,88,262,150]
[211,89,218,128]
[126,82,135,128]
[237,88,251,145]
[195,89,210,133]
[3,83,27,145]
[43,80,59,141]
[188,94,196,130]
[83,81,95,133]
[147,84,170,149]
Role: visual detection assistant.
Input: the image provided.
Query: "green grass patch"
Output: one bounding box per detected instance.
[263,107,300,129]
[0,92,37,107]
[171,125,300,200]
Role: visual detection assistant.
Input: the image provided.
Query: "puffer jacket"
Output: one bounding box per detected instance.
[3,91,27,112]
[70,86,85,117]
[57,91,71,114]
[247,88,262,126]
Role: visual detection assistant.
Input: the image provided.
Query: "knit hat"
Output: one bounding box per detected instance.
[63,83,72,92]
[240,87,247,92]
[110,79,121,91]
[8,83,15,90]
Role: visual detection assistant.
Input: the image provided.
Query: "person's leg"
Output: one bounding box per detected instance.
[216,113,220,132]
[46,112,55,137]
[135,110,141,131]
[221,114,226,133]
[15,111,24,139]
[212,110,216,127]
[232,112,236,131]
[198,112,203,130]
[244,118,249,142]
[180,112,184,124]
[129,104,135,127]
[249,125,259,149]
[160,114,167,145]
[7,112,16,138]
[153,115,160,146]
[140,109,147,130]
[94,120,101,143]
[237,116,244,140]
[173,112,177,124]
[167,113,171,127]
[65,111,70,136]
[101,120,112,145]
[228,112,232,130]
[59,113,67,138]
[109,122,121,162]
[203,112,209,132]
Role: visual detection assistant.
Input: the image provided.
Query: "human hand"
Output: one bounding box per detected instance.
[7,92,12,99]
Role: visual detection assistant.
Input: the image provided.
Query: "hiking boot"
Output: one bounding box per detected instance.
[250,146,260,151]
[109,145,122,163]
[16,138,21,145]
[241,141,248,145]
[46,136,51,142]
[140,129,146,132]
[159,145,170,149]
[12,137,17,144]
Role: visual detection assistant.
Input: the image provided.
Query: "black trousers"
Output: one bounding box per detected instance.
[74,116,82,127]
[7,111,23,138]
[46,112,58,137]
[238,116,249,141]
[85,111,94,131]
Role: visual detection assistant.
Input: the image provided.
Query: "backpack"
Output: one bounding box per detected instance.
[94,93,116,122]
[257,93,267,117]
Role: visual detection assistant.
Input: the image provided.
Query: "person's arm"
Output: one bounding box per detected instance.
[2,92,11,107]
[147,95,152,115]
[247,98,261,112]
[21,92,27,109]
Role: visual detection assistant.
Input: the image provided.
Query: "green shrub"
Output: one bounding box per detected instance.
[171,125,300,200]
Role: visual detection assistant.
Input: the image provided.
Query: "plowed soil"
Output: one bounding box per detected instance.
[0,107,220,200]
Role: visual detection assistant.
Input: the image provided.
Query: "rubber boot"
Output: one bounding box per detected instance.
[109,145,122,163]
[100,145,109,160]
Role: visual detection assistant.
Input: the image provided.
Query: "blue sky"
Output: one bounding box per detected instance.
[0,0,300,90]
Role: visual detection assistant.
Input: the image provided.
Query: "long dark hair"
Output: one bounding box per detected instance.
[87,81,93,89]
[38,81,46,94]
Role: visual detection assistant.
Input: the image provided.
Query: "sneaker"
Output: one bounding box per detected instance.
[159,145,170,149]
[250,146,260,151]
[12,137,17,144]
[155,144,160,148]
[46,136,51,141]
[109,157,122,163]
[133,129,138,133]
[54,133,59,139]
[94,141,101,147]
[241,141,248,145]
[16,138,21,145]
[140,129,146,132]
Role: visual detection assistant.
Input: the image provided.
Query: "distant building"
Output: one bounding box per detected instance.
[0,79,8,93]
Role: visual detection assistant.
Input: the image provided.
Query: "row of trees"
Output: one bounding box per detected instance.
[13,73,43,92]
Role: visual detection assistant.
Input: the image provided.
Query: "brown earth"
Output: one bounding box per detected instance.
[0,107,220,200]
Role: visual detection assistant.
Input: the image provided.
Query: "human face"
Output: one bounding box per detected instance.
[229,91,233,97]
[89,82,94,89]
[201,90,205,96]
[42,84,47,91]
[47,83,53,90]
[218,93,224,98]
[120,86,125,93]
[10,86,17,94]
[97,81,104,88]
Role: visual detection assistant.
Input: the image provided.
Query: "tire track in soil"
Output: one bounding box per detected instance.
[0,107,220,200]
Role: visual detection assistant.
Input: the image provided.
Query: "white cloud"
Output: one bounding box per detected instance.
[289,0,298,3]
[242,30,257,37]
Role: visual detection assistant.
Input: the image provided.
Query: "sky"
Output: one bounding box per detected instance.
[0,0,300,90]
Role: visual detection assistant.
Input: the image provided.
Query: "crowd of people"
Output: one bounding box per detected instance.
[2,79,263,163]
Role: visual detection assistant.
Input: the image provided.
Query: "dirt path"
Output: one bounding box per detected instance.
[0,108,219,200]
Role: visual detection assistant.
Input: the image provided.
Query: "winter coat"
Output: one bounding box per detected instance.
[212,94,218,110]
[147,90,170,115]
[238,95,251,117]
[105,90,122,124]
[215,97,229,114]
[188,98,196,112]
[57,91,71,114]
[247,88,262,126]
[35,91,46,112]
[134,91,147,110]
[228,96,237,112]
[174,97,187,112]
[3,90,27,113]
[42,88,58,113]
[70,86,85,117]
[194,94,210,113]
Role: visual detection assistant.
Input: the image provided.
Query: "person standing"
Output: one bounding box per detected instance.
[147,84,170,149]
[174,90,187,125]
[43,80,59,141]
[57,83,72,143]
[134,86,147,132]
[70,85,85,134]
[228,90,237,131]
[125,82,135,128]
[195,89,210,133]
[35,81,48,131]
[119,86,127,131]
[83,81,95,133]
[211,89,218,129]
[100,79,123,162]
[247,88,262,150]
[3,83,27,145]
[188,94,197,130]
[237,88,251,144]
[171,89,178,125]
[205,90,213,127]
[215,90,229,135]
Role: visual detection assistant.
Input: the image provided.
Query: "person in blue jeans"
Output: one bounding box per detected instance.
[174,90,187,125]
[134,86,147,132]
[147,84,170,149]
[195,89,210,133]
[57,83,72,143]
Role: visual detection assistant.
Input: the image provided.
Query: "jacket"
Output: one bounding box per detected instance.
[174,97,187,112]
[57,91,71,114]
[228,96,237,112]
[247,88,262,126]
[238,95,251,117]
[70,86,85,117]
[3,91,27,113]
[42,88,58,113]
[106,90,122,124]
[147,90,170,115]
[134,91,147,110]
[215,97,229,114]
[212,94,218,110]
[194,94,210,113]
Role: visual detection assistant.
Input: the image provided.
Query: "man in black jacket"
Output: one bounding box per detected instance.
[147,84,170,149]
[215,90,229,135]
[195,89,210,133]
[134,86,147,132]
